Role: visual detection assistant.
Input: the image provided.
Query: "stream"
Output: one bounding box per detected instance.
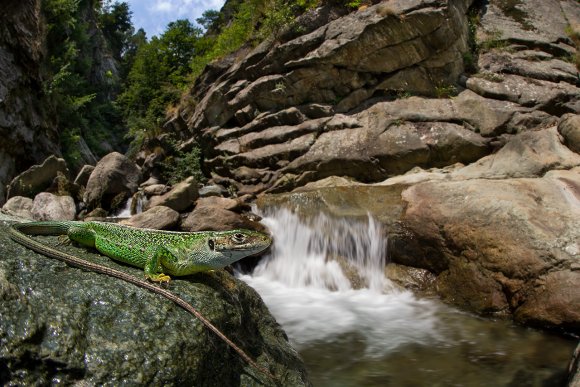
[238,208,576,386]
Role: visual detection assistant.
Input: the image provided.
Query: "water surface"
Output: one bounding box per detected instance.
[238,209,576,386]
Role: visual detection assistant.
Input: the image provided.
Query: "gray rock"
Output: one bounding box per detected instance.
[466,73,580,115]
[73,164,95,187]
[182,198,261,232]
[453,127,580,179]
[6,155,69,199]
[0,0,60,207]
[0,217,310,386]
[477,0,576,56]
[559,114,580,153]
[83,152,141,211]
[147,176,198,212]
[120,205,179,230]
[281,115,489,186]
[198,184,227,197]
[1,196,33,219]
[142,183,169,197]
[569,342,580,387]
[31,192,76,221]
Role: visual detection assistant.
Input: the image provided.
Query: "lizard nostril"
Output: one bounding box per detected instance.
[208,239,215,251]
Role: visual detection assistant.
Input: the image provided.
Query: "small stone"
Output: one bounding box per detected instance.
[31,192,76,221]
[2,196,33,219]
[120,206,179,230]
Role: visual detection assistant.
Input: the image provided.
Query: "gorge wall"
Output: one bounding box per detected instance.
[169,0,579,195]
[0,0,59,204]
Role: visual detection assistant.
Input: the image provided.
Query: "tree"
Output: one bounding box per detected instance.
[118,19,202,152]
[196,9,220,31]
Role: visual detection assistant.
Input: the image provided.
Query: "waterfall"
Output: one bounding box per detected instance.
[238,208,441,355]
[252,209,389,292]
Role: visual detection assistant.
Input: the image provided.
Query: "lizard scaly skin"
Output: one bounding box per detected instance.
[9,221,275,381]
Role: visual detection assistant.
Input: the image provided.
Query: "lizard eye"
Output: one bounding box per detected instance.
[232,233,246,244]
[208,239,215,251]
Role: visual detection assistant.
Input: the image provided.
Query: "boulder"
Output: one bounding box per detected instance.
[120,206,180,230]
[73,164,95,187]
[400,169,580,330]
[182,197,262,232]
[198,184,227,197]
[0,217,310,386]
[559,114,580,153]
[142,184,169,197]
[1,196,33,219]
[147,176,198,212]
[6,155,69,199]
[83,152,141,211]
[31,192,76,221]
[195,196,250,212]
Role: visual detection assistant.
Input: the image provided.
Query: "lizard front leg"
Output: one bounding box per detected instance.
[144,246,173,283]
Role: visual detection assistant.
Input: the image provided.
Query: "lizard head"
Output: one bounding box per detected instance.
[204,229,272,268]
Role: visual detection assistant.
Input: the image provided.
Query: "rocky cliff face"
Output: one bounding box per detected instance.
[0,0,59,204]
[170,0,579,196]
[164,0,580,333]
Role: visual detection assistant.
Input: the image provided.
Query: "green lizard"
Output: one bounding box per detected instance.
[10,221,271,281]
[9,220,275,381]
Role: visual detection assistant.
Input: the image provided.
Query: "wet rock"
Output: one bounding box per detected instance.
[400,169,580,329]
[1,196,33,219]
[0,217,310,386]
[83,152,141,211]
[147,176,198,212]
[559,114,580,153]
[6,155,70,199]
[120,205,179,230]
[31,192,76,221]
[384,263,436,294]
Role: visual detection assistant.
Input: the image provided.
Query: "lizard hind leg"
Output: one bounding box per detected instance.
[56,235,72,247]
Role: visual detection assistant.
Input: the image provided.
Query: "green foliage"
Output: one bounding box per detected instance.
[42,0,137,169]
[161,143,206,185]
[344,0,363,9]
[434,83,458,99]
[190,0,320,80]
[119,20,202,152]
[196,9,221,30]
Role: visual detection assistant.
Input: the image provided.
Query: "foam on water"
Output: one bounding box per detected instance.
[237,208,443,355]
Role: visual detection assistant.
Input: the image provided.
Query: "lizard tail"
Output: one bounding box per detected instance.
[10,221,76,236]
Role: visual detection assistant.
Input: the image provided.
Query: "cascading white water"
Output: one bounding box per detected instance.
[238,208,442,355]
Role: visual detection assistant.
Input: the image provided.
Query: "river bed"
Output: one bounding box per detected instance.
[238,209,577,386]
